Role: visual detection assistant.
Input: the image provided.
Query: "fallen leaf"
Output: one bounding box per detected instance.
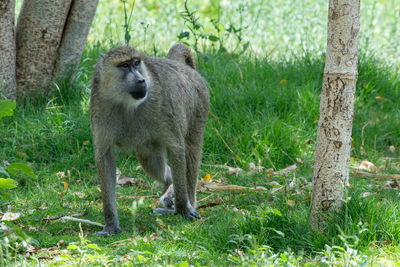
[375,96,384,102]
[18,152,27,158]
[296,158,303,163]
[287,199,296,207]
[388,145,396,153]
[266,168,274,178]
[56,172,66,179]
[248,160,263,173]
[75,192,86,198]
[57,239,66,247]
[385,180,399,188]
[280,79,288,85]
[2,212,21,221]
[149,232,158,241]
[203,173,211,181]
[62,182,68,192]
[117,177,137,186]
[227,166,243,176]
[276,164,297,176]
[359,160,376,172]
[82,140,90,146]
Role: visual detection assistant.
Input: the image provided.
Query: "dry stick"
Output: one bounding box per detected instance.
[198,180,267,192]
[351,169,400,180]
[59,216,104,228]
[361,121,370,148]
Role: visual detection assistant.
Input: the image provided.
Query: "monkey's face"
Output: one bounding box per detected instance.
[100,47,150,108]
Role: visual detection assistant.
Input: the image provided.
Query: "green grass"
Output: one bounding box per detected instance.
[2,0,400,265]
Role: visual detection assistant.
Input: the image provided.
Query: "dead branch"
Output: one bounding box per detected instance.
[351,169,400,180]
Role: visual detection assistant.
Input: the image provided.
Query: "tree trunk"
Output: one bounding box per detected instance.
[0,0,16,99]
[310,0,360,231]
[54,0,99,82]
[16,0,72,97]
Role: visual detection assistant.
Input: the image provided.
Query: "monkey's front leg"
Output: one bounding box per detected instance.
[93,148,121,236]
[167,146,200,220]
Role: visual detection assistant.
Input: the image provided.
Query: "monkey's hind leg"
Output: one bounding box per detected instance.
[135,147,174,208]
[185,125,205,208]
[167,144,200,220]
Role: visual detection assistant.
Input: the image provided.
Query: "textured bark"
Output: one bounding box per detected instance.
[16,0,72,97]
[54,0,99,82]
[310,0,360,231]
[0,0,16,99]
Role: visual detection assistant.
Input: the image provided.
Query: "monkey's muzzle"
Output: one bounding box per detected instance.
[129,83,147,99]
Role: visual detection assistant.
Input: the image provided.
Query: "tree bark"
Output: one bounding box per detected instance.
[15,0,72,97]
[310,0,360,231]
[54,0,99,82]
[0,0,16,99]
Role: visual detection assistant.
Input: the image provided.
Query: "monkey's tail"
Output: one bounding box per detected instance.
[166,43,196,70]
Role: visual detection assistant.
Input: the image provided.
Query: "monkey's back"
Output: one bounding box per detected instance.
[143,57,209,138]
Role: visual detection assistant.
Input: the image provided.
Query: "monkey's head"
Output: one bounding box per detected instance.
[96,46,150,108]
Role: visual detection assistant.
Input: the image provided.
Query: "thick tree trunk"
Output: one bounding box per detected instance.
[310,0,360,231]
[0,0,16,99]
[16,0,72,97]
[54,0,99,82]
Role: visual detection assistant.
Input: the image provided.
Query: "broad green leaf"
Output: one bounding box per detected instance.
[208,35,219,42]
[0,178,18,190]
[0,100,16,119]
[6,163,36,178]
[178,262,189,267]
[67,244,78,250]
[178,31,190,40]
[0,166,9,177]
[272,209,282,216]
[87,243,100,250]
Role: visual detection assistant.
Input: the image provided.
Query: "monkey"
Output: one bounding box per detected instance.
[166,43,196,70]
[90,45,209,236]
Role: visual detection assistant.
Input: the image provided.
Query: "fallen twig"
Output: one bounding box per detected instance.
[197,180,267,192]
[351,169,400,180]
[43,212,104,228]
[59,216,104,228]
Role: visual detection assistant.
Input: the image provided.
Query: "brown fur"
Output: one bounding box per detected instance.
[90,45,209,235]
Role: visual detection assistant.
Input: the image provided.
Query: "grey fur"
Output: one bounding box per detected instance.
[166,43,196,70]
[90,45,209,235]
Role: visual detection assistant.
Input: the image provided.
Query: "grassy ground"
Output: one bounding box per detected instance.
[2,0,400,265]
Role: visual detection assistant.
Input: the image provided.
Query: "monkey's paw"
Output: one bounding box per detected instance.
[93,226,121,236]
[159,184,174,208]
[179,202,201,220]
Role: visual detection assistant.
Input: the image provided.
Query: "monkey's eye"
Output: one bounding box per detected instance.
[118,62,130,68]
[133,59,141,66]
